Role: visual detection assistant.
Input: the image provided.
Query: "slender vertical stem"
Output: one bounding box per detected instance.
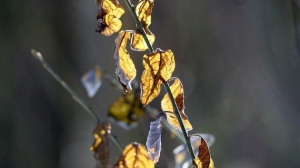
[122,0,196,160]
[30,49,123,151]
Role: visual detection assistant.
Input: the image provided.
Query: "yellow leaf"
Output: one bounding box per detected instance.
[96,0,125,36]
[114,142,155,168]
[161,78,192,133]
[90,122,111,168]
[192,137,214,168]
[135,0,154,28]
[114,30,137,93]
[140,49,175,106]
[108,88,145,130]
[131,28,155,51]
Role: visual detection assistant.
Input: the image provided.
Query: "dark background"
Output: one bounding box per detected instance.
[1,0,300,167]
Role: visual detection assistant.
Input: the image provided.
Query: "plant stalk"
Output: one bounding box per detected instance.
[122,0,196,160]
[30,49,123,151]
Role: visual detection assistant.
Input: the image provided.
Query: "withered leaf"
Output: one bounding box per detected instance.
[96,0,125,36]
[114,142,155,168]
[135,0,154,28]
[114,30,137,93]
[140,49,175,106]
[161,78,192,133]
[90,122,111,168]
[108,86,145,130]
[173,133,215,168]
[192,136,214,168]
[81,65,102,98]
[146,113,163,163]
[130,28,155,51]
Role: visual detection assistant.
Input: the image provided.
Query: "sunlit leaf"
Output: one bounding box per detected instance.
[81,66,102,98]
[114,30,137,93]
[90,122,111,168]
[173,133,215,168]
[146,113,163,163]
[131,28,155,51]
[161,78,192,133]
[140,49,175,106]
[192,136,214,168]
[95,0,125,36]
[135,0,154,28]
[114,142,155,168]
[108,86,145,130]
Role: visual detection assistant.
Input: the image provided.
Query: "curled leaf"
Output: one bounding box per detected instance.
[135,0,154,28]
[132,0,155,51]
[173,133,215,168]
[192,135,214,168]
[131,29,155,51]
[140,49,175,106]
[90,122,111,168]
[108,86,145,130]
[146,114,163,163]
[161,78,192,133]
[81,66,102,98]
[114,142,155,168]
[114,30,137,93]
[96,0,125,36]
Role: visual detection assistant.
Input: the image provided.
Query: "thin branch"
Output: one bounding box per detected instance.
[122,0,195,160]
[30,49,123,151]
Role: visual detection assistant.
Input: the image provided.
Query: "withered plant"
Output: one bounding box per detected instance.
[31,0,215,167]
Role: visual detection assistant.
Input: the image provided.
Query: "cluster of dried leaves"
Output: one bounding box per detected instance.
[88,0,215,167]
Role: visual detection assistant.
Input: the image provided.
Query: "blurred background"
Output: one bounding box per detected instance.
[1,0,300,167]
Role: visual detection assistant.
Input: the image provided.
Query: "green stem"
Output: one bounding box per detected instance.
[122,0,195,160]
[30,49,123,151]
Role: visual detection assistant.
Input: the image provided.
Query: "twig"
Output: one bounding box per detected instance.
[122,0,195,160]
[30,49,124,151]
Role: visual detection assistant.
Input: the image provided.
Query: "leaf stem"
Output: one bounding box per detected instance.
[122,0,195,160]
[30,49,123,151]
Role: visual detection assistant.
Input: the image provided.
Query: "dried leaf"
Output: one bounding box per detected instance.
[114,142,155,168]
[161,78,192,133]
[108,87,145,130]
[146,114,163,163]
[140,49,175,105]
[131,28,155,51]
[114,30,137,93]
[173,134,215,168]
[81,66,102,98]
[90,122,111,168]
[135,0,154,28]
[192,136,214,168]
[96,0,124,36]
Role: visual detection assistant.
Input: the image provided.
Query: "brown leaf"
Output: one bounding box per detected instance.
[108,86,145,130]
[135,0,154,29]
[161,78,192,133]
[96,0,124,36]
[173,133,215,168]
[192,136,214,168]
[114,30,137,93]
[131,28,155,51]
[114,142,155,168]
[90,122,111,168]
[140,49,175,106]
